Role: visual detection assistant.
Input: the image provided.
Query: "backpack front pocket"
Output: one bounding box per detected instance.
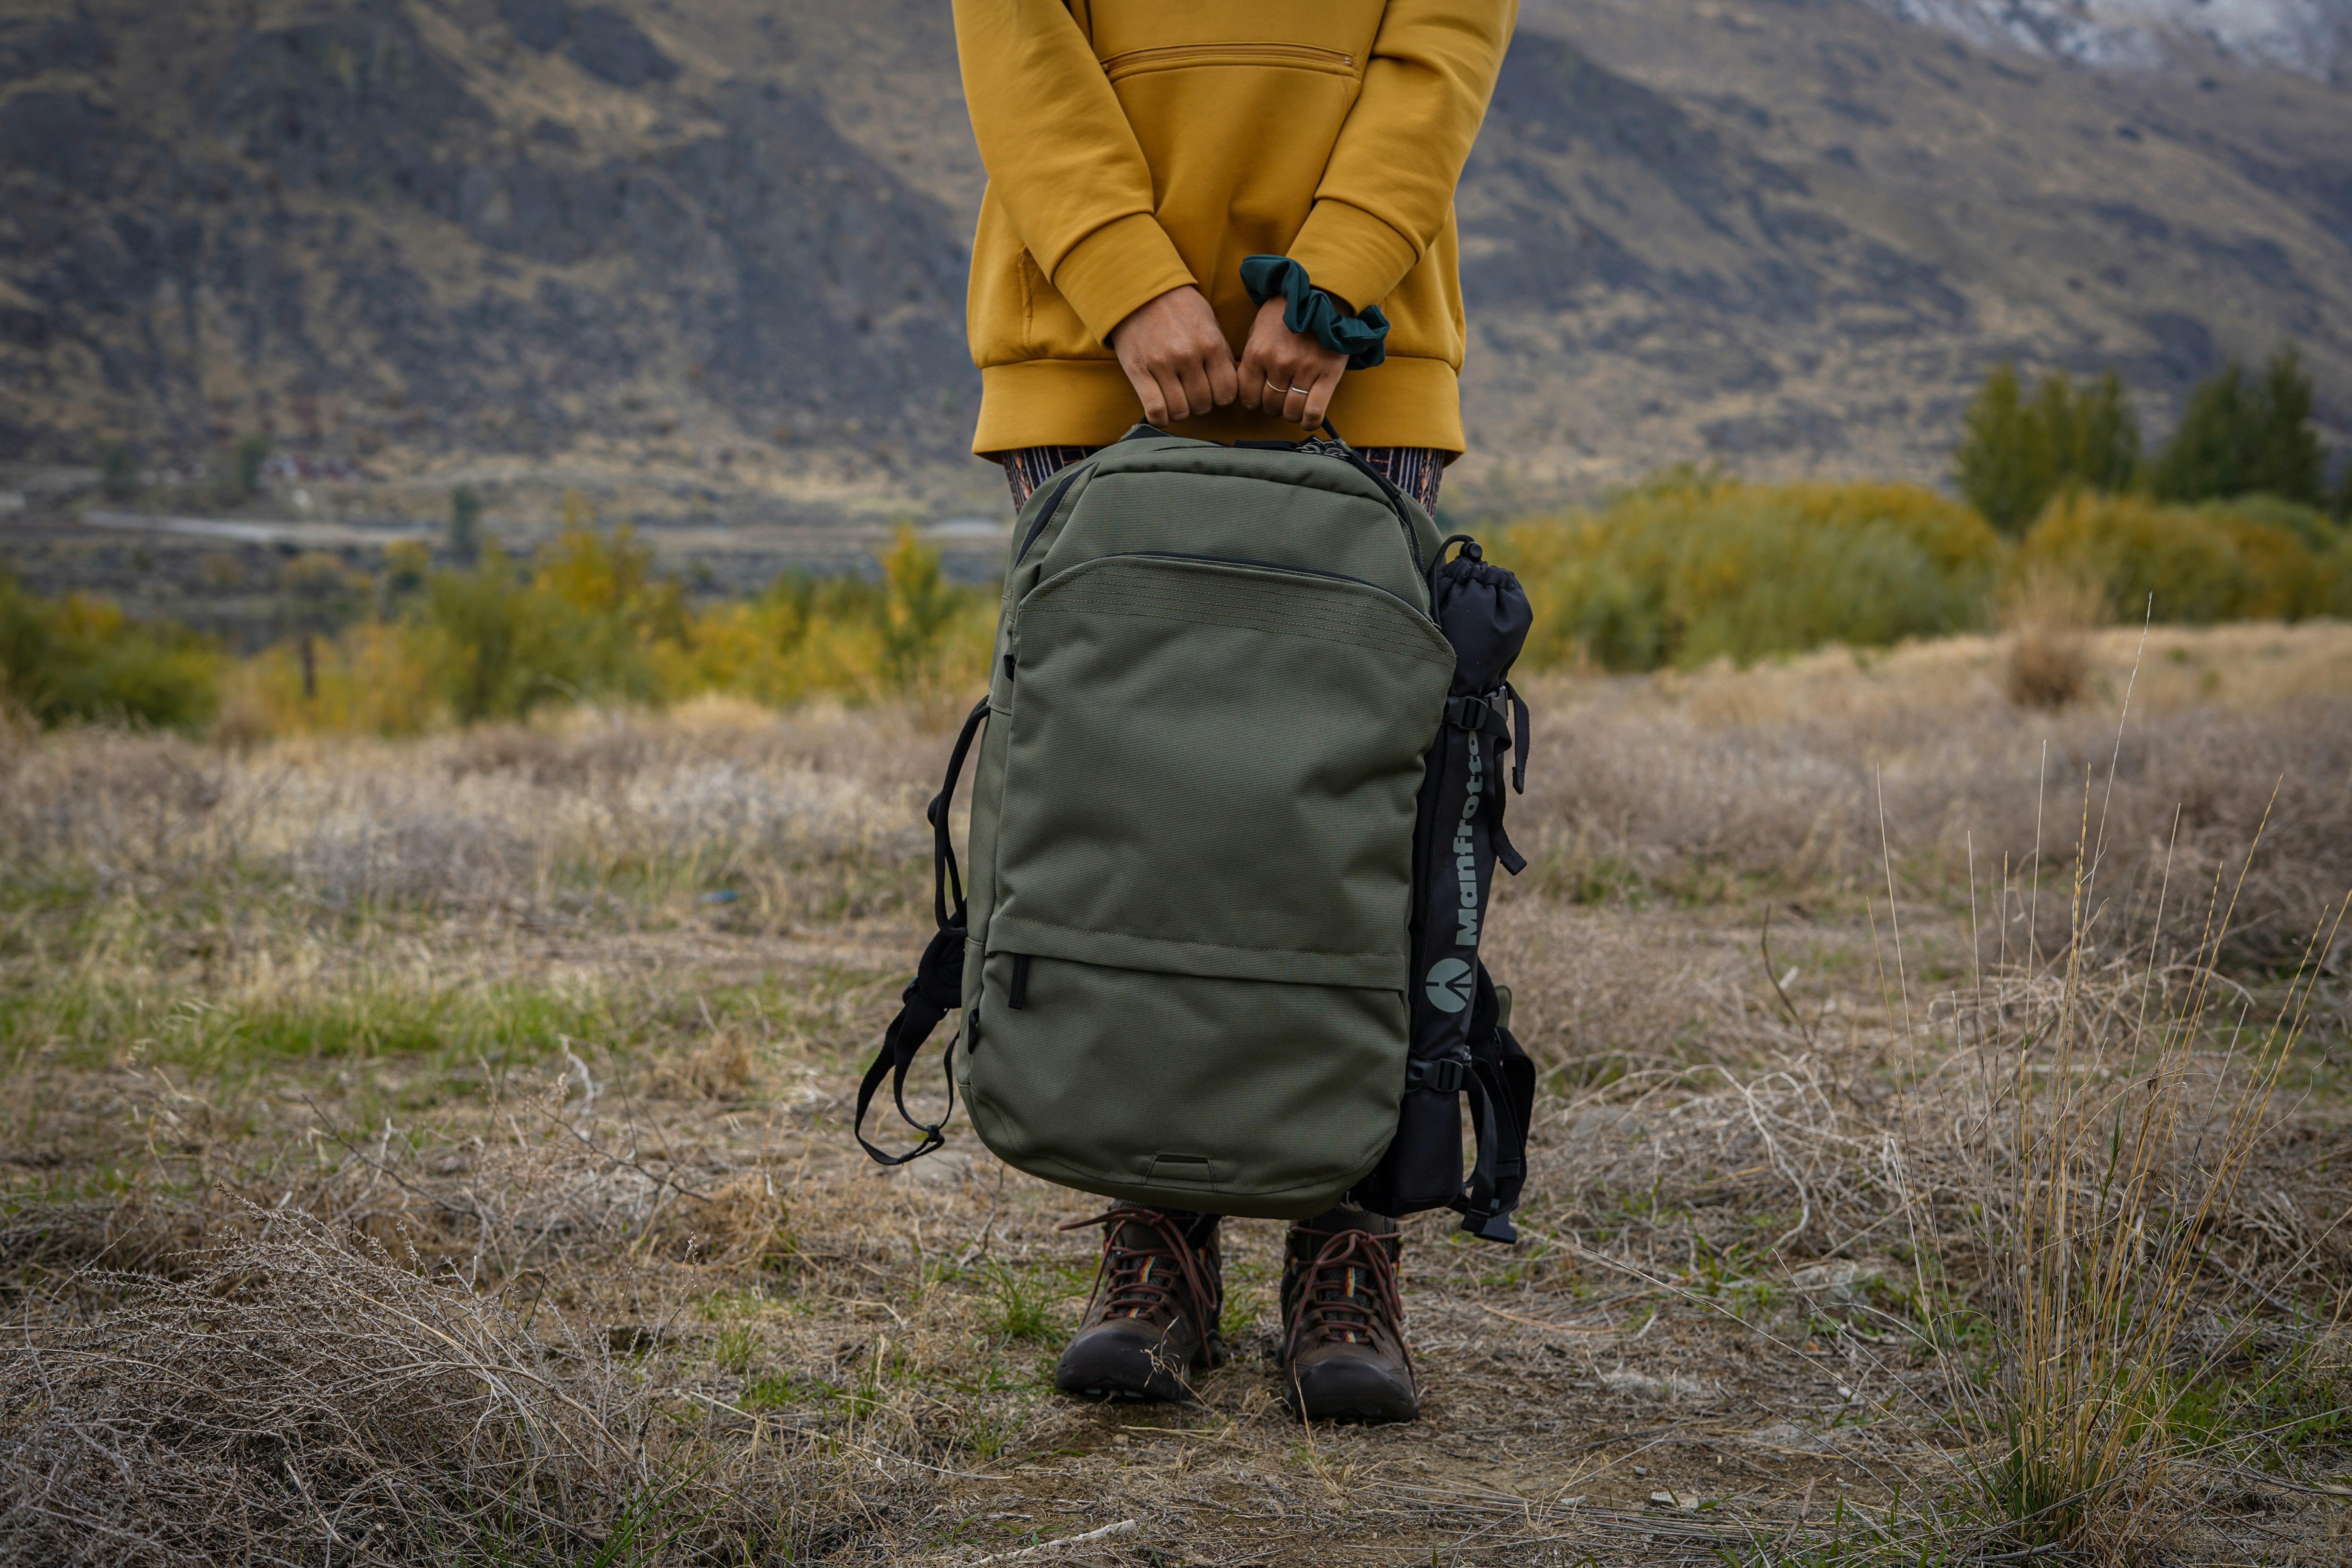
[969,554,1454,1214]
[991,554,1452,980]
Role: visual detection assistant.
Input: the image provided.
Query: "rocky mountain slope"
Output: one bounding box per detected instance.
[1,0,2347,521]
[1863,0,2351,78]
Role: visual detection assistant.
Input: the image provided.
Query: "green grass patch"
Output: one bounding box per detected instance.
[0,971,622,1076]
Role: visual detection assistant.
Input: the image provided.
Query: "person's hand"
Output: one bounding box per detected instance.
[1236,297,1348,430]
[1107,287,1238,426]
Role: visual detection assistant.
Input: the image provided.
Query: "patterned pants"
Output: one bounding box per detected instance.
[1001,444,1446,513]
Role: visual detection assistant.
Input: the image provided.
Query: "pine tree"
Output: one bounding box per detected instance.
[1953,363,2140,535]
[2246,346,2323,504]
[2147,361,2253,503]
[1954,363,2045,537]
[450,485,484,563]
[2067,370,2139,494]
[2147,345,2328,506]
[2026,372,2072,497]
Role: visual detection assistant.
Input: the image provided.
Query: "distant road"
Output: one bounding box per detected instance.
[57,509,1012,587]
[73,510,1008,553]
[78,510,436,549]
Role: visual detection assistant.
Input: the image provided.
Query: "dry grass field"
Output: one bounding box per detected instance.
[2,621,2349,1566]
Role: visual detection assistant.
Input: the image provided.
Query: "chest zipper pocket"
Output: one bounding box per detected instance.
[1101,43,1355,82]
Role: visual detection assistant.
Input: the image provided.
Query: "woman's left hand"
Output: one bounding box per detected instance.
[1236,298,1347,431]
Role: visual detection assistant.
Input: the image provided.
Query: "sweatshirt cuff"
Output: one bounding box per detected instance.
[1049,212,1200,347]
[1284,199,1423,317]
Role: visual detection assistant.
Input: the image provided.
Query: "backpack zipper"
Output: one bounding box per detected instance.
[1296,438,1426,580]
[1003,552,1434,693]
[1012,462,1092,568]
[1018,453,1425,599]
[1111,551,1436,623]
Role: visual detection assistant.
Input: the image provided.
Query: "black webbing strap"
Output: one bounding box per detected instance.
[853,926,963,1166]
[1504,680,1529,795]
[855,698,989,1166]
[1405,1056,1468,1093]
[1443,684,1528,795]
[1453,1069,1515,1244]
[1449,965,1532,1244]
[1444,685,1529,876]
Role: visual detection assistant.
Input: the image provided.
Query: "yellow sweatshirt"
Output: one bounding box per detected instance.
[953,0,1517,456]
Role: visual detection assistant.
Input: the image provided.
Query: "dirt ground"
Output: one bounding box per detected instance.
[5,623,2352,1563]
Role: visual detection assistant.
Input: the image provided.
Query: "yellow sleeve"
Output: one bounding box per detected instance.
[1286,0,1518,314]
[951,0,1198,345]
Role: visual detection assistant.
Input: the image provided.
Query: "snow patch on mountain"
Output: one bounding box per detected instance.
[1865,0,2350,77]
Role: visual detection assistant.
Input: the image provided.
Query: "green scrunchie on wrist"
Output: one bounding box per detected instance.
[1239,254,1389,371]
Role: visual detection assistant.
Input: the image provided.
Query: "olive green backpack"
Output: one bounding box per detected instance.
[856,428,1533,1234]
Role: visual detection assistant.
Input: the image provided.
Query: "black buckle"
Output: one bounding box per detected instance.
[1458,1208,1519,1245]
[1407,1057,1469,1093]
[1448,695,1490,731]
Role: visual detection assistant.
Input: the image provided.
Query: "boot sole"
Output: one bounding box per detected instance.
[1288,1401,1418,1425]
[1054,1334,1227,1403]
[1289,1363,1411,1429]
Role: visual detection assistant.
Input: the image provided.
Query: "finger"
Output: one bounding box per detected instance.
[1206,347,1240,409]
[1235,347,1265,412]
[1129,365,1169,427]
[1281,378,1310,427]
[1156,368,1193,424]
[1302,366,1345,433]
[1176,356,1216,423]
[1236,352,1269,412]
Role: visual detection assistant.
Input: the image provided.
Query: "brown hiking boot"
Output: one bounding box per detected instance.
[1280,1207,1417,1423]
[1053,1206,1226,1401]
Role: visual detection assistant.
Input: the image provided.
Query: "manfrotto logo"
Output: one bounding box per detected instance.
[1455,734,1483,946]
[1424,956,1473,1013]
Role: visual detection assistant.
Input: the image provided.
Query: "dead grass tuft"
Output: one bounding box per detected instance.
[0,1212,824,1566]
[645,1027,759,1101]
[649,1171,791,1270]
[1999,568,2102,709]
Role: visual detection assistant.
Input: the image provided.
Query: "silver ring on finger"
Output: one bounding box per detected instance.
[1288,386,1311,396]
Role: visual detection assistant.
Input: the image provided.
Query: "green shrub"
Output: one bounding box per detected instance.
[420,543,578,724]
[877,526,963,689]
[1498,473,2002,671]
[2018,492,2341,623]
[0,574,221,733]
[417,524,690,723]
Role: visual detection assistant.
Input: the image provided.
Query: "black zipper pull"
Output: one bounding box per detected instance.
[1007,953,1031,1009]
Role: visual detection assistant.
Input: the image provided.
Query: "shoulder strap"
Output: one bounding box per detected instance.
[854,697,990,1166]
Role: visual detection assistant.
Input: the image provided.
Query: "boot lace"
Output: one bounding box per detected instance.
[1060,1205,1221,1334]
[1286,1227,1409,1368]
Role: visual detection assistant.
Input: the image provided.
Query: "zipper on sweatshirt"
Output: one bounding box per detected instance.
[1100,42,1355,82]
